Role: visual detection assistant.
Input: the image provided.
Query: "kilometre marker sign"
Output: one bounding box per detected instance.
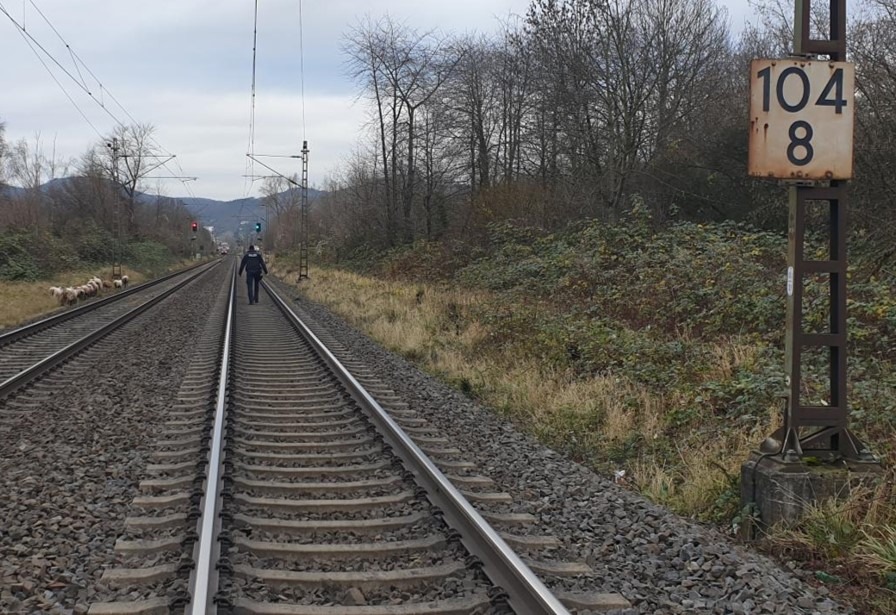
[748,59,855,181]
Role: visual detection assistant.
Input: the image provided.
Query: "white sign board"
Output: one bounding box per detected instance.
[748,59,855,181]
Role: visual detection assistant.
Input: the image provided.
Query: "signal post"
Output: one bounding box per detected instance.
[191,221,199,260]
[740,0,880,537]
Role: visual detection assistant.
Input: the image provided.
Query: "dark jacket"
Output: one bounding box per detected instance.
[239,249,268,276]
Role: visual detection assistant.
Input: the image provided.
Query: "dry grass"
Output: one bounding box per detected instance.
[762,467,896,614]
[705,338,761,381]
[283,266,764,518]
[0,281,58,328]
[858,525,896,574]
[770,467,896,552]
[634,431,757,517]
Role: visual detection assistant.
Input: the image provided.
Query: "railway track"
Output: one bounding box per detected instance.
[0,261,219,400]
[86,265,627,614]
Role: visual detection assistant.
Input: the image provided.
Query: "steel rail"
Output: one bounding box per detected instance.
[262,280,571,615]
[0,259,219,348]
[0,261,220,401]
[188,262,235,615]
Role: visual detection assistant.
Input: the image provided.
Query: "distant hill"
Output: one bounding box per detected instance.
[1,179,323,236]
[177,195,267,234]
[176,187,324,236]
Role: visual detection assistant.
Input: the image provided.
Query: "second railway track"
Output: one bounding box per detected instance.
[0,261,220,399]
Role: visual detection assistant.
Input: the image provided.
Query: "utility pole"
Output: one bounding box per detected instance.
[106,137,123,281]
[298,140,310,280]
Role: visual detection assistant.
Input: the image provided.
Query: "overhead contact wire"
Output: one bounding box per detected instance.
[299,0,306,142]
[246,0,260,196]
[27,0,194,191]
[5,12,104,139]
[3,1,197,190]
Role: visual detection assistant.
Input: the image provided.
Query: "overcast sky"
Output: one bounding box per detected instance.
[1,0,754,202]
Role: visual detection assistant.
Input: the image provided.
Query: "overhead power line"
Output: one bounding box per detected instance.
[10,21,105,139]
[245,0,260,198]
[299,0,306,142]
[246,154,303,188]
[244,0,308,195]
[0,0,197,196]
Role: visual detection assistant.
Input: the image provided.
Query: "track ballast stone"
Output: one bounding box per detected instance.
[0,265,228,615]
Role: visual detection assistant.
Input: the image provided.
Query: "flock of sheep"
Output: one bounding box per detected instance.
[48,275,129,306]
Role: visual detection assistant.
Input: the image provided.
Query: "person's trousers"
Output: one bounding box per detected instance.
[246,273,262,303]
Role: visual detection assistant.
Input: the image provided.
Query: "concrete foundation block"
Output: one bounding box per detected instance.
[739,453,882,539]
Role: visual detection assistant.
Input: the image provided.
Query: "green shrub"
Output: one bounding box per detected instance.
[0,232,41,280]
[125,241,176,274]
[74,225,116,263]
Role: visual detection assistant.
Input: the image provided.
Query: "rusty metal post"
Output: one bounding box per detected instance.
[762,0,873,462]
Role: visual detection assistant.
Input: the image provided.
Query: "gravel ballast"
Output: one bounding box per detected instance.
[268,276,851,615]
[0,265,228,614]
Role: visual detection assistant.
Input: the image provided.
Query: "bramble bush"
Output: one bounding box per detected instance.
[0,232,41,281]
[0,227,183,281]
[0,230,81,280]
[126,241,178,275]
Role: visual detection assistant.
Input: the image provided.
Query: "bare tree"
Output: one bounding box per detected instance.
[261,175,302,252]
[314,145,390,253]
[345,17,460,244]
[849,0,896,265]
[331,0,892,256]
[345,17,402,245]
[3,133,69,230]
[523,0,730,218]
[96,123,162,237]
[0,120,7,187]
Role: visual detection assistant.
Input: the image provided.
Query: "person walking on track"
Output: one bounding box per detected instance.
[238,244,268,304]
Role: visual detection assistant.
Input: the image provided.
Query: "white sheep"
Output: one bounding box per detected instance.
[63,287,78,305]
[121,275,129,287]
[49,286,64,303]
[113,279,123,289]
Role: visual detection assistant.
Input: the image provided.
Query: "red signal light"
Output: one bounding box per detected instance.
[191,221,198,232]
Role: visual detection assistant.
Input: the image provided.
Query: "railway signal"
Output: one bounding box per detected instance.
[255,222,262,233]
[191,221,198,233]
